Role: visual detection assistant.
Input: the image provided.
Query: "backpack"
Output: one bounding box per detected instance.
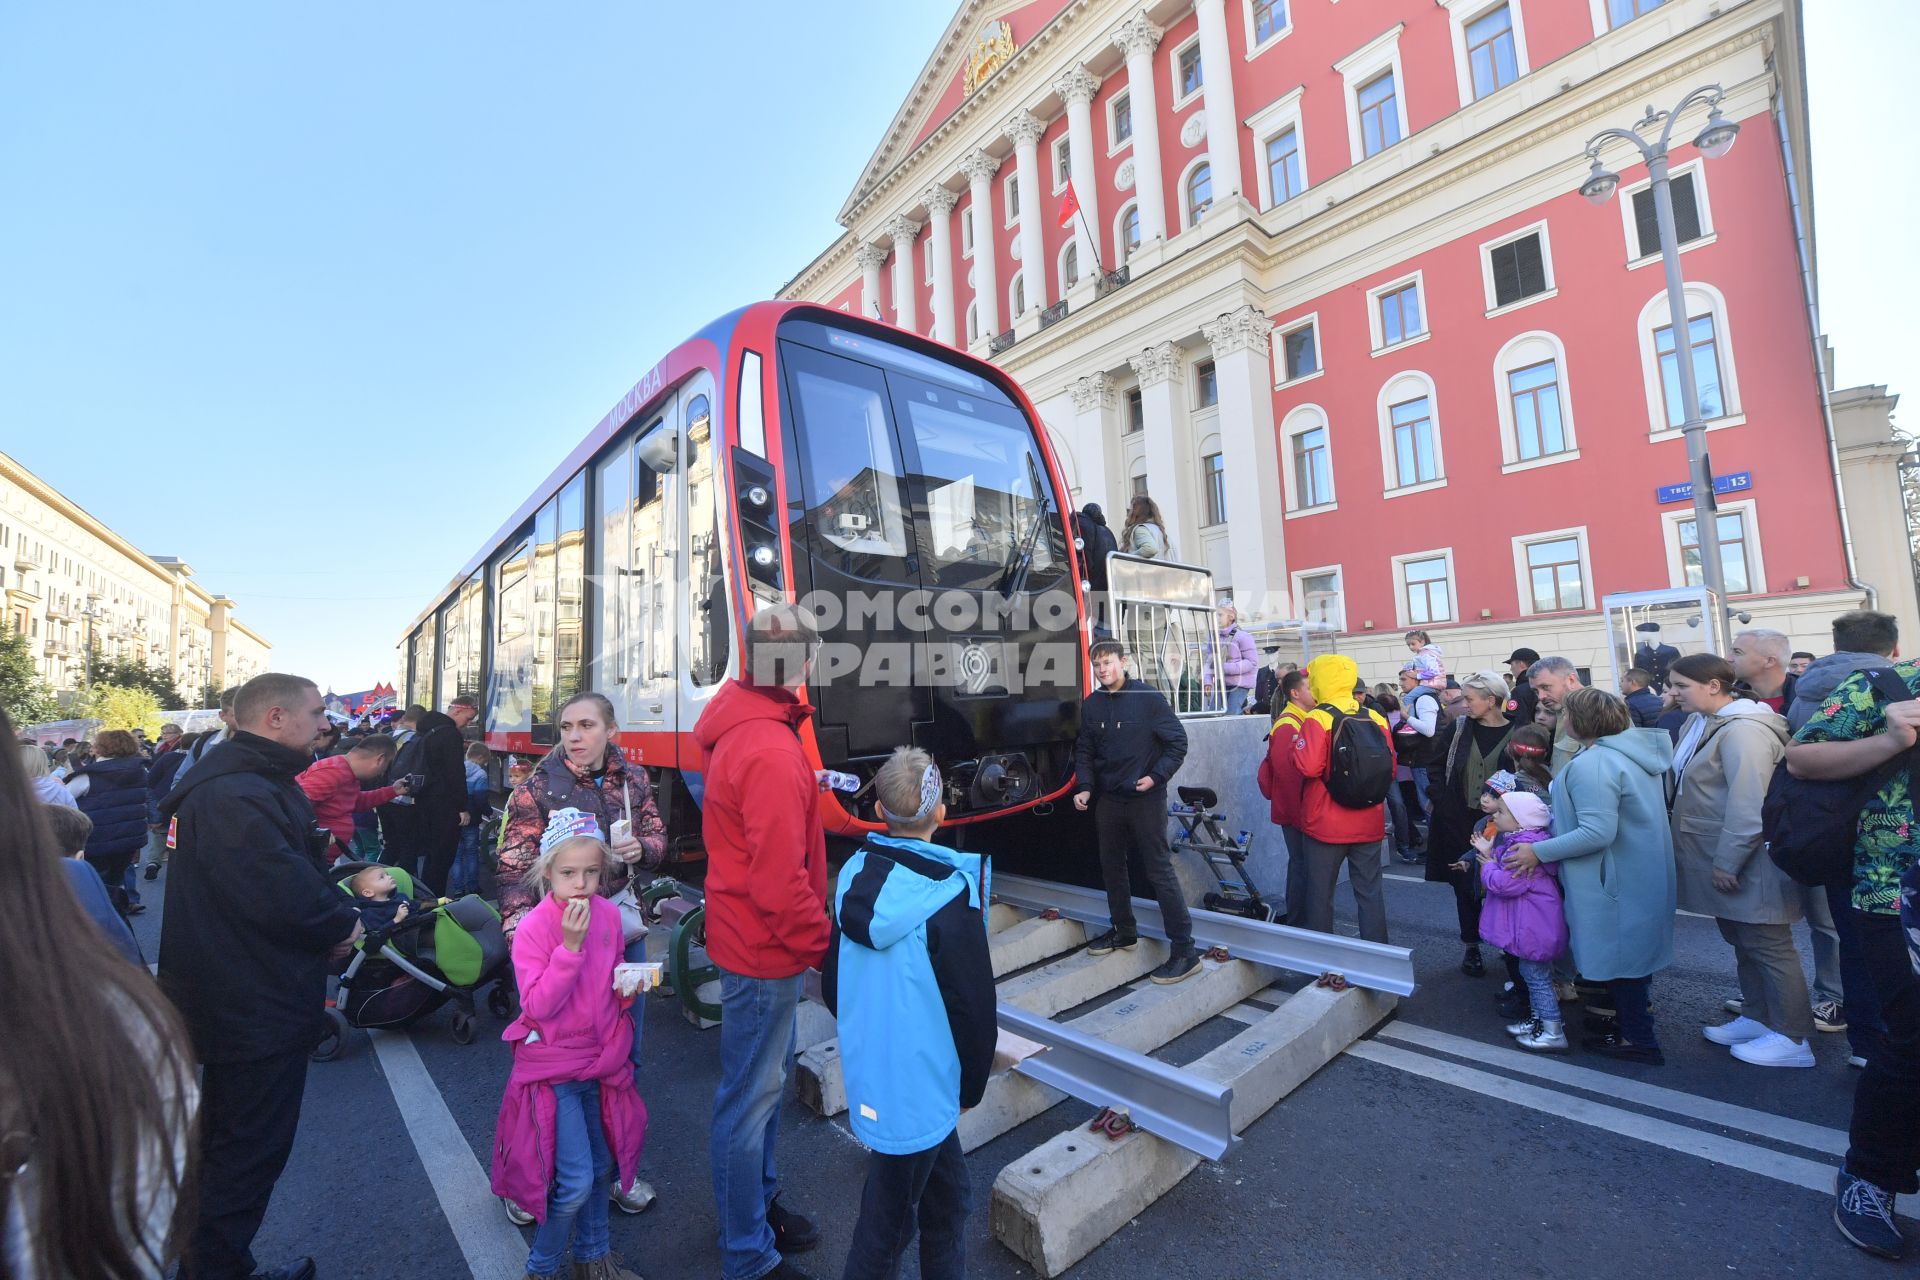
[1320,705,1395,809]
[1763,667,1916,887]
[1392,686,1455,769]
[387,730,431,792]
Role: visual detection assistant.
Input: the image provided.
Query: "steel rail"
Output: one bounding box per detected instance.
[996,1001,1237,1160]
[991,872,1417,996]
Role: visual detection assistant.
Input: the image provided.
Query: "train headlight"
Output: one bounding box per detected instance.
[746,484,771,509]
[749,545,777,569]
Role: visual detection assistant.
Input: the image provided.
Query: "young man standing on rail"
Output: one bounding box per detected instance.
[1072,637,1198,985]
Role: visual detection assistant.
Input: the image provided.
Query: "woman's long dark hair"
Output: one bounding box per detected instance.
[0,706,198,1279]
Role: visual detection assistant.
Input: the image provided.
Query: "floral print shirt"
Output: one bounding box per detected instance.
[1794,659,1920,914]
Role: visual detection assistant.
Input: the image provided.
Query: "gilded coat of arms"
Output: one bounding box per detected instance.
[963,20,1017,95]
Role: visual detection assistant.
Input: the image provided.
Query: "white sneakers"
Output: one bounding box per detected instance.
[1730,1030,1816,1068]
[1507,1016,1569,1052]
[1704,1017,1816,1066]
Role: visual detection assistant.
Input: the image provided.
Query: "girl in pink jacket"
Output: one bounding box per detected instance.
[491,809,647,1280]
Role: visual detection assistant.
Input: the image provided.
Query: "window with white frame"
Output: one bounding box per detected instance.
[962,204,975,258]
[1202,451,1228,525]
[1493,331,1579,468]
[1276,316,1320,384]
[1118,204,1141,261]
[1480,223,1555,312]
[1131,470,1149,499]
[966,300,979,342]
[1443,1,1528,105]
[1621,164,1713,262]
[1052,134,1072,194]
[1248,0,1292,50]
[1369,274,1426,350]
[1174,36,1204,105]
[1059,241,1081,291]
[1194,359,1218,409]
[1377,371,1445,493]
[1282,405,1335,512]
[1638,283,1740,433]
[924,231,933,284]
[1337,25,1409,164]
[1266,128,1303,205]
[1293,565,1344,629]
[1004,173,1020,227]
[1666,500,1761,595]
[1514,528,1591,614]
[1603,0,1667,30]
[1125,387,1144,434]
[1183,160,1214,227]
[1010,274,1026,319]
[1109,90,1133,150]
[1395,549,1456,625]
[1247,87,1308,211]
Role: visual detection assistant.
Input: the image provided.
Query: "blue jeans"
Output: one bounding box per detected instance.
[1830,877,1886,1058]
[1409,767,1433,818]
[450,827,480,898]
[842,1129,969,1280]
[1224,686,1249,715]
[623,938,649,1092]
[710,970,801,1280]
[527,1081,612,1274]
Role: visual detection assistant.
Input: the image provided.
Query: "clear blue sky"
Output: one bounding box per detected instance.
[1,2,1910,694]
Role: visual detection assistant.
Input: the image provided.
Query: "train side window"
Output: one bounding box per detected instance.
[630,428,663,682]
[554,472,587,715]
[783,345,912,574]
[530,497,559,745]
[492,536,533,732]
[684,393,731,686]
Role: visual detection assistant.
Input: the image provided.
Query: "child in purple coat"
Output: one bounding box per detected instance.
[1473,791,1568,1052]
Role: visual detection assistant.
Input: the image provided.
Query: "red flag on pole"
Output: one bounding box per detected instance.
[1057,179,1081,230]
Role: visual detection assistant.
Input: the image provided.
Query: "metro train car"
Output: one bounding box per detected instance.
[398,302,1090,853]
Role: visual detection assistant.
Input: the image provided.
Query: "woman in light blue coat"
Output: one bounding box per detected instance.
[1501,686,1675,1065]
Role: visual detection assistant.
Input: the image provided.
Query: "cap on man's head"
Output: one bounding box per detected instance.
[1505,647,1540,665]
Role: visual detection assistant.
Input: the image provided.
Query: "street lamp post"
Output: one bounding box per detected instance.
[1580,85,1742,655]
[79,595,106,691]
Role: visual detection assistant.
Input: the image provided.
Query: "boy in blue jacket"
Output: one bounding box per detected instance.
[824,746,997,1280]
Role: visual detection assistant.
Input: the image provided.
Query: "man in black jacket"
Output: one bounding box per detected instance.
[1071,638,1195,984]
[413,694,478,894]
[159,672,361,1280]
[1076,503,1119,634]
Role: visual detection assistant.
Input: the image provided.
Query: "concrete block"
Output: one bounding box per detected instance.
[794,1038,846,1116]
[793,999,836,1054]
[988,902,1028,934]
[989,915,1088,979]
[996,941,1166,1018]
[958,957,1277,1153]
[990,984,1396,1277]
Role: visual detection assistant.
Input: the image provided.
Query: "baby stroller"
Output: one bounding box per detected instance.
[313,861,512,1062]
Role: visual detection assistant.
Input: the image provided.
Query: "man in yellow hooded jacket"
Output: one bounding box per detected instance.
[1291,654,1394,943]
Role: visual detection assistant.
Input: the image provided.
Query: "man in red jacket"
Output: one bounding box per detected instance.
[297,735,408,860]
[1292,654,1394,944]
[1256,669,1315,923]
[694,602,829,1280]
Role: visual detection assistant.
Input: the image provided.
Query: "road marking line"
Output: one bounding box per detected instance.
[368,1030,529,1280]
[1380,1021,1847,1156]
[1345,1040,1905,1216]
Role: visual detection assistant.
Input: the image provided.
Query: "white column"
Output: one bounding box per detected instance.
[884,214,922,333]
[1193,0,1243,207]
[1128,341,1192,553]
[1112,13,1167,245]
[1003,109,1049,314]
[1069,372,1120,515]
[1202,305,1286,618]
[1053,64,1102,276]
[855,243,888,322]
[920,185,959,346]
[960,148,1002,341]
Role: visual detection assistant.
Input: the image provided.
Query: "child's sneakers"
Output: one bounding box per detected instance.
[610,1174,656,1214]
[503,1197,535,1226]
[571,1256,643,1280]
[1513,1017,1569,1053]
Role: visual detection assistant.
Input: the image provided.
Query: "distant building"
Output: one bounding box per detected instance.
[780,0,1919,672]
[0,448,272,701]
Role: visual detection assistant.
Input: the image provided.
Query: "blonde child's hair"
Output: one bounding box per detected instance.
[521,833,611,900]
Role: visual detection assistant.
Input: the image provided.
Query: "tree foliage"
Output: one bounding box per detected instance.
[0,627,59,727]
[91,655,186,709]
[72,683,164,737]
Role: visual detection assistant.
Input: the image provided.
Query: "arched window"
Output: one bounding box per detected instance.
[1492,331,1578,469]
[1117,204,1142,262]
[1636,282,1741,435]
[1060,241,1080,291]
[1010,274,1026,319]
[1375,371,1446,495]
[965,300,980,342]
[1280,404,1335,513]
[1184,160,1214,227]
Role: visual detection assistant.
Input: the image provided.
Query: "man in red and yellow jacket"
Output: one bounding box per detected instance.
[693,603,830,1275]
[1257,669,1315,923]
[1291,654,1394,943]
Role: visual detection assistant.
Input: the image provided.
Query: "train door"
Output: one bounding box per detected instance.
[677,371,732,731]
[628,411,680,743]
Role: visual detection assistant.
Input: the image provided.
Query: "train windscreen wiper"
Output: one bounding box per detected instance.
[1000,452,1050,599]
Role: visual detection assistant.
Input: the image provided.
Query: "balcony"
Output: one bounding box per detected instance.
[1094,265,1131,300]
[988,328,1017,356]
[13,548,41,572]
[1037,299,1069,331]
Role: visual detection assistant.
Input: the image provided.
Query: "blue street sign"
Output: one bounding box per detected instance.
[1656,471,1752,505]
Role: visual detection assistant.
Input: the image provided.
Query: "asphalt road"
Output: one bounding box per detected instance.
[126,850,1879,1280]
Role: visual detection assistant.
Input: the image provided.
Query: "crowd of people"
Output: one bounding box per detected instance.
[7,596,1920,1275]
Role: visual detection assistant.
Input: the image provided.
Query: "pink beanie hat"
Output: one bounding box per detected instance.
[1501,792,1552,831]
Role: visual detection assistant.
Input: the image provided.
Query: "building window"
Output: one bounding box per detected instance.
[1295,566,1344,629]
[1126,387,1144,434]
[1110,91,1133,148]
[966,300,979,342]
[1266,128,1302,205]
[1283,407,1336,512]
[1465,5,1520,99]
[1522,533,1587,612]
[1608,0,1667,27]
[1177,39,1204,101]
[1654,313,1726,427]
[1053,134,1072,193]
[1628,168,1707,260]
[1118,204,1142,260]
[1131,471,1150,499]
[1507,359,1569,461]
[1398,552,1455,625]
[1184,161,1214,226]
[1357,71,1402,157]
[1194,359,1218,409]
[1375,279,1424,348]
[1485,228,1551,310]
[1388,397,1440,488]
[1252,0,1291,46]
[1061,241,1080,290]
[1677,509,1753,594]
[1005,174,1020,226]
[1279,319,1320,383]
[1011,274,1026,318]
[1203,452,1228,525]
[962,205,975,257]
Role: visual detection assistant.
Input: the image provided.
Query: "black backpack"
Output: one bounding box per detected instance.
[1763,667,1915,887]
[387,729,432,792]
[1392,686,1455,769]
[1320,705,1395,809]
